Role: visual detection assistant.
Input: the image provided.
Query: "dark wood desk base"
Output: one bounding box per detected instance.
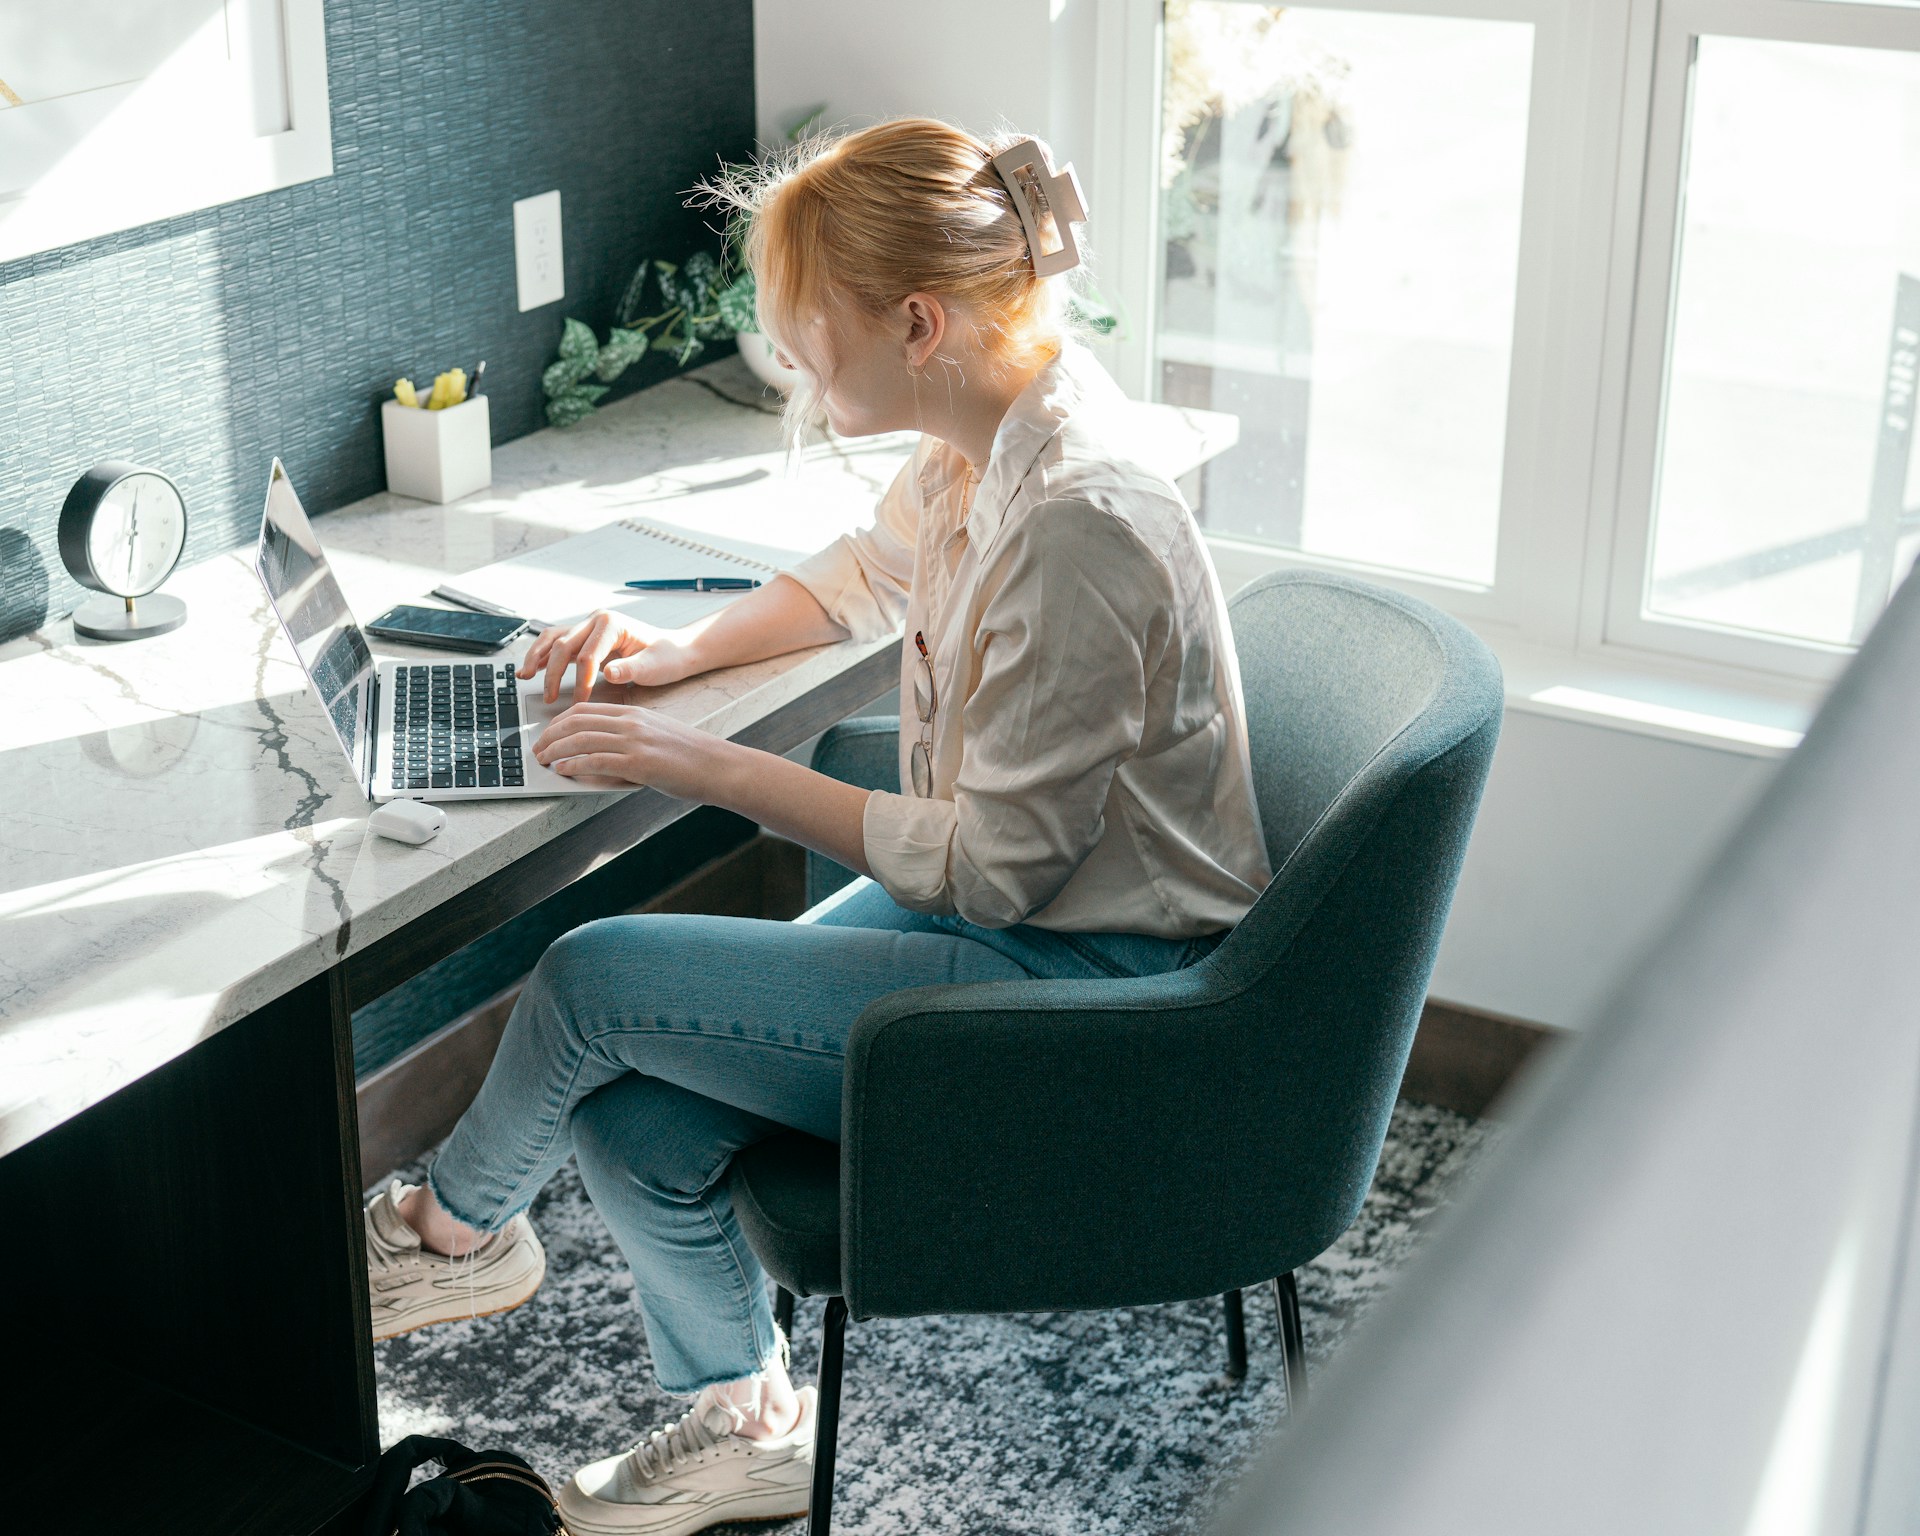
[6,970,378,1534]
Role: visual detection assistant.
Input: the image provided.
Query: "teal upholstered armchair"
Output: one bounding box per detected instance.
[727,570,1504,1535]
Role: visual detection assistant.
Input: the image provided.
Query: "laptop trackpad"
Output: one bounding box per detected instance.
[518,687,634,794]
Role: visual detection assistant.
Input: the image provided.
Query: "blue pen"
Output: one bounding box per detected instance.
[625,577,763,593]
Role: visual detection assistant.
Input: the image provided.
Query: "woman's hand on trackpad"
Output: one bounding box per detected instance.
[530,702,720,797]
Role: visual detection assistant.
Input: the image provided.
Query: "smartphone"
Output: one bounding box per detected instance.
[366,604,531,653]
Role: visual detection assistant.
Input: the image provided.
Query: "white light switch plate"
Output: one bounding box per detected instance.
[513,190,564,312]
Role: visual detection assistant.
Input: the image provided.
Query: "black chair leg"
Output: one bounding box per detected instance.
[775,1284,795,1342]
[808,1295,849,1536]
[1272,1271,1308,1415]
[1222,1289,1248,1380]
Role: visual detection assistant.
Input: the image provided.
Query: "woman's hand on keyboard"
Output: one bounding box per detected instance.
[518,610,696,703]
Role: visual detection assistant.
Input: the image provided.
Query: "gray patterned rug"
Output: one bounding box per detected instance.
[374,1100,1487,1535]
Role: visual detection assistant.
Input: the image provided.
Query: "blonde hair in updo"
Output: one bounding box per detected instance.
[694,117,1079,437]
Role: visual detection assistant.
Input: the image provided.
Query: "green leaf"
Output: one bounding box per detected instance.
[542,357,591,396]
[653,321,703,366]
[558,317,600,367]
[784,102,828,143]
[716,274,758,334]
[656,252,717,324]
[683,250,720,303]
[616,262,652,327]
[1066,291,1121,337]
[593,327,648,381]
[545,382,610,428]
[547,393,597,427]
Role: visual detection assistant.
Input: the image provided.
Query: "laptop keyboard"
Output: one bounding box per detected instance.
[389,663,524,791]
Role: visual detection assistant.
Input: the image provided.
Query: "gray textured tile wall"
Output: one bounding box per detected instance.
[0,0,754,641]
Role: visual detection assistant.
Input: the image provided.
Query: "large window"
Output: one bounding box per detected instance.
[1614,1,1920,672]
[1109,0,1920,694]
[1158,4,1532,587]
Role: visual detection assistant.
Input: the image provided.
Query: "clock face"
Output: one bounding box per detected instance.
[87,472,186,597]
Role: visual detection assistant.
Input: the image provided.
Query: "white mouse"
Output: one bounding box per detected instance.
[369,799,446,845]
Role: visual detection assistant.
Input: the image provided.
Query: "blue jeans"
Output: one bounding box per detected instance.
[429,877,1221,1395]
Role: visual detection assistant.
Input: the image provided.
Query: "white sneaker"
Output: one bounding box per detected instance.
[558,1386,818,1536]
[364,1180,546,1341]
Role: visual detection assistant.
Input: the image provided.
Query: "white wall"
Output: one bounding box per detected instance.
[751,0,1790,1031]
[753,0,1051,148]
[1430,711,1778,1027]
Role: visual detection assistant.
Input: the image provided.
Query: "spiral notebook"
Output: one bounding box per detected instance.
[432,515,806,632]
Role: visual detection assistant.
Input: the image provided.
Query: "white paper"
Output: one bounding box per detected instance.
[434,516,807,632]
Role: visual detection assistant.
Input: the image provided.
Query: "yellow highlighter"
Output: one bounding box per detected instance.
[394,370,468,409]
[426,369,469,410]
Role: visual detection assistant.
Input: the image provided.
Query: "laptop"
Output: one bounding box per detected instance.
[255,458,609,802]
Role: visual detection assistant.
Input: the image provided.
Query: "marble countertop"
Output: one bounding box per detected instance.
[0,354,1237,1158]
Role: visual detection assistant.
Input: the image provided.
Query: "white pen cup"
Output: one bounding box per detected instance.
[381,395,491,503]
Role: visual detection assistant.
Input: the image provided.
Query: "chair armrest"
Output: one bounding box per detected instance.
[807,718,899,907]
[838,961,1377,1319]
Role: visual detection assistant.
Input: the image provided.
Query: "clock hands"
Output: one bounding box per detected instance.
[127,486,141,584]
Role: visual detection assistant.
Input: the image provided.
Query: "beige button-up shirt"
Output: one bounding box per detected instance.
[788,343,1272,936]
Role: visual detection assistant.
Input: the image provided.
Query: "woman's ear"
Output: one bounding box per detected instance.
[901,293,947,370]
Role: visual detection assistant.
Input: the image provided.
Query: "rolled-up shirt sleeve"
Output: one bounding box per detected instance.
[784,439,925,641]
[863,499,1171,927]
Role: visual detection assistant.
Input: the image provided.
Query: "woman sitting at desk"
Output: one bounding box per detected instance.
[360,118,1271,1536]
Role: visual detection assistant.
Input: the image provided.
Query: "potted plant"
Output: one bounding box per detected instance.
[541,111,842,427]
[540,250,773,427]
[540,104,1124,428]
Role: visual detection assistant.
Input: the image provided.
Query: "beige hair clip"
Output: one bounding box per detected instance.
[990,139,1089,278]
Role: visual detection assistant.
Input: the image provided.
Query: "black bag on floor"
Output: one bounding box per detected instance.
[358,1435,563,1536]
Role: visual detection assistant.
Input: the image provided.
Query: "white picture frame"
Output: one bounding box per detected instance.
[0,0,333,264]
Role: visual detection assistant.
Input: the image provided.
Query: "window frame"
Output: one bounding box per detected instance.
[0,0,335,264]
[1108,0,1597,636]
[1096,0,1920,706]
[1594,0,1920,684]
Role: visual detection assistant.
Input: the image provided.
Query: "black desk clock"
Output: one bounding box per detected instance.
[58,462,190,641]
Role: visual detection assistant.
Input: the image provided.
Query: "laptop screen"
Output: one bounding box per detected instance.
[255,460,375,791]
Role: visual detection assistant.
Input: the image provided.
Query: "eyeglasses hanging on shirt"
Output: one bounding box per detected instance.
[911,629,937,797]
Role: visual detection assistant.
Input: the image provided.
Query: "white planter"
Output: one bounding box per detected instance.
[382,395,491,503]
[735,330,797,393]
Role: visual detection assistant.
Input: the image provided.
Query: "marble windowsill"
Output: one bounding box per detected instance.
[0,354,1237,1158]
